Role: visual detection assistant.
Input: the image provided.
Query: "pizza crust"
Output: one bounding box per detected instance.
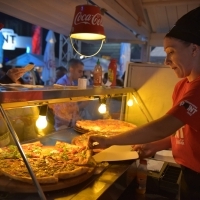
[76,119,137,133]
[1,169,32,184]
[0,167,59,184]
[35,176,58,184]
[55,166,89,179]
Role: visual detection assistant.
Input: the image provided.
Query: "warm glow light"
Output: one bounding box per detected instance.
[36,115,47,129]
[98,103,107,114]
[70,33,105,40]
[127,99,134,107]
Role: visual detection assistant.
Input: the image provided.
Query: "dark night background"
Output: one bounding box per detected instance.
[0,12,142,66]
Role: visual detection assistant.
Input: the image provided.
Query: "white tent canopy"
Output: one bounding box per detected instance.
[5,53,44,67]
[5,53,64,67]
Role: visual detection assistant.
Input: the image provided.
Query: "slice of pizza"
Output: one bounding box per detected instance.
[72,130,127,153]
[21,141,43,158]
[72,131,99,147]
[0,157,91,184]
[0,141,43,159]
[50,141,94,166]
[30,157,92,181]
[0,145,21,159]
[0,158,59,184]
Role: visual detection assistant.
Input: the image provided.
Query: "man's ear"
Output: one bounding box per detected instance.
[192,44,199,56]
[69,67,73,73]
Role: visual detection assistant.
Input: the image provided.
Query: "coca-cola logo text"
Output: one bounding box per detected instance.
[74,12,103,26]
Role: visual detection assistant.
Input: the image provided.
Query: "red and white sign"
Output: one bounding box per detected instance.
[74,12,103,26]
[71,5,105,36]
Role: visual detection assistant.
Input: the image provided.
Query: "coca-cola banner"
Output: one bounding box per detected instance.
[70,5,105,40]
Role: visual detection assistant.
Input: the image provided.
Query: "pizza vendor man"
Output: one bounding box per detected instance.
[49,58,91,130]
[88,7,200,200]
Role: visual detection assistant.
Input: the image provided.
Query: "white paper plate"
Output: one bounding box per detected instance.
[93,145,139,162]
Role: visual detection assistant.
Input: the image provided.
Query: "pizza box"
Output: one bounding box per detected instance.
[93,145,139,162]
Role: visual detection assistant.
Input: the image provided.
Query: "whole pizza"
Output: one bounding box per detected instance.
[75,119,137,133]
[0,141,95,184]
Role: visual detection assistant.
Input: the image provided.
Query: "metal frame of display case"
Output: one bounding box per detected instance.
[0,85,134,109]
[0,85,134,200]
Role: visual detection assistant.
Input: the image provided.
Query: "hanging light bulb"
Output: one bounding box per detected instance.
[36,105,48,129]
[98,103,107,114]
[98,97,107,114]
[36,116,47,129]
[127,99,134,107]
[127,93,135,107]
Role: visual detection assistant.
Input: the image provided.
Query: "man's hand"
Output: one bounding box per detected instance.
[132,137,172,159]
[88,135,110,150]
[6,68,27,83]
[132,143,155,159]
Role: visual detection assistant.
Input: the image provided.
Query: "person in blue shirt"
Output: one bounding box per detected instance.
[56,59,84,86]
[50,58,87,130]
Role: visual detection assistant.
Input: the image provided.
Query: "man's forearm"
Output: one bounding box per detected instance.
[107,114,183,146]
[150,136,171,153]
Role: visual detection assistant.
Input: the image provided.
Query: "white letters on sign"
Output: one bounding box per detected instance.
[74,12,103,26]
[1,28,32,50]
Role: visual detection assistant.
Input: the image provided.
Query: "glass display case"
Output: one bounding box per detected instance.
[124,62,178,126]
[0,84,136,200]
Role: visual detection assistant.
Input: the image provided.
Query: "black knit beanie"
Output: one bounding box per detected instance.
[165,7,200,46]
